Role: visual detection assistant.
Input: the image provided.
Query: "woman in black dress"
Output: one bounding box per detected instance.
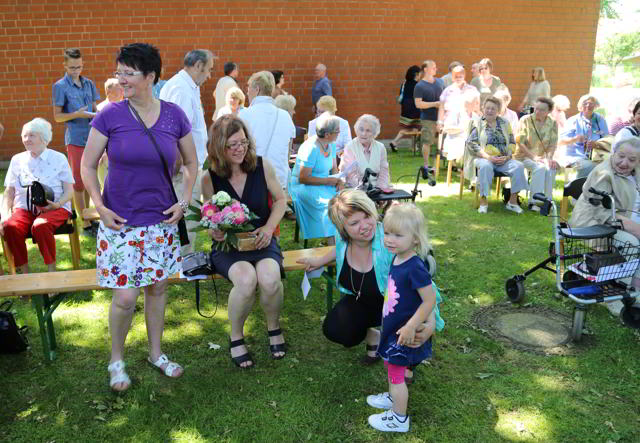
[202,115,287,369]
[389,65,422,152]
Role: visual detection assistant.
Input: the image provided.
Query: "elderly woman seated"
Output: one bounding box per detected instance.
[569,137,640,315]
[465,96,527,214]
[494,85,519,133]
[216,86,245,119]
[289,112,343,242]
[515,97,559,208]
[308,95,352,155]
[557,94,609,179]
[339,114,391,190]
[1,118,74,274]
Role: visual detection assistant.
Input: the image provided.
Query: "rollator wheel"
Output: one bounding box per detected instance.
[426,252,437,280]
[505,277,525,303]
[620,305,640,329]
[570,307,586,342]
[562,271,579,282]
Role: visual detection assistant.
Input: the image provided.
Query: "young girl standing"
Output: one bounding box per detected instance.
[367,203,444,433]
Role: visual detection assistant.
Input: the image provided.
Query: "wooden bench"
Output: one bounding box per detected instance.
[0,246,336,362]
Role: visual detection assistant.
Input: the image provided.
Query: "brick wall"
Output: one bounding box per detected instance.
[0,0,600,159]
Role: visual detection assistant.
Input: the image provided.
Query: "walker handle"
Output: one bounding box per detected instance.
[532,193,548,203]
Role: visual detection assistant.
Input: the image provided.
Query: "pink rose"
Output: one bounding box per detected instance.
[203,208,216,218]
[221,206,232,217]
[211,212,224,224]
[233,214,247,224]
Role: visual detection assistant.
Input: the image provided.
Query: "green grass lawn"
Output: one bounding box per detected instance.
[2,149,640,442]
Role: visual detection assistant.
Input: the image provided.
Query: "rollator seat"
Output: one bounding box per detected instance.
[559,224,617,240]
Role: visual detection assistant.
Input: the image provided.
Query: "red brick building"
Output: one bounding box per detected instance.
[0,0,601,158]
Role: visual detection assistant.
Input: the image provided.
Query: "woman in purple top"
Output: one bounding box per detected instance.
[81,43,197,392]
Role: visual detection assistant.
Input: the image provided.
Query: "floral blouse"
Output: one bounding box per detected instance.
[466,116,515,157]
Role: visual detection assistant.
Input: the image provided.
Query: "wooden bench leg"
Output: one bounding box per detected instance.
[69,232,81,270]
[32,294,57,361]
[435,153,441,180]
[1,237,17,275]
[447,160,453,187]
[459,167,465,200]
[322,265,335,312]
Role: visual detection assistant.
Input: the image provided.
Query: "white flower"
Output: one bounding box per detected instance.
[214,191,231,206]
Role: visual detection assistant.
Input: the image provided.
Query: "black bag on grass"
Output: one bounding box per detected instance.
[0,301,29,353]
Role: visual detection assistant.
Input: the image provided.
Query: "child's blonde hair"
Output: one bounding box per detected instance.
[383,203,431,259]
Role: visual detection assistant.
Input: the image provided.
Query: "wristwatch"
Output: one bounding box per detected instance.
[178,199,189,213]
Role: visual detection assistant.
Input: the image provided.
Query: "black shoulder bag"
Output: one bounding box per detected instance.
[0,301,29,353]
[127,101,189,246]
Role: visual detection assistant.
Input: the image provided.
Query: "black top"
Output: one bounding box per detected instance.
[208,156,269,229]
[400,80,420,119]
[338,249,381,303]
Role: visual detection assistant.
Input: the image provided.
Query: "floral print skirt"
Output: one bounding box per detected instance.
[96,221,182,289]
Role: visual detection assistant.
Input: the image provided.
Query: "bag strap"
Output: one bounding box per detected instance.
[399,81,405,97]
[127,100,179,206]
[195,280,218,318]
[262,108,280,160]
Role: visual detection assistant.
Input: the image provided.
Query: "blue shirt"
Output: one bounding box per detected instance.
[562,112,609,160]
[312,76,333,105]
[413,78,444,121]
[152,79,167,99]
[378,255,444,366]
[52,73,100,146]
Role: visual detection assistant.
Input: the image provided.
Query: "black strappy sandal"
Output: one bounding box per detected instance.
[362,343,381,365]
[229,337,254,369]
[267,328,287,360]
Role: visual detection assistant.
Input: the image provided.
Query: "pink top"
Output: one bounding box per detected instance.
[439,83,478,121]
[609,116,633,136]
[340,139,390,190]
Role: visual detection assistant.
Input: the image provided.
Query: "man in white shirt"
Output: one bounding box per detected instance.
[238,71,296,191]
[159,49,215,254]
[213,62,238,120]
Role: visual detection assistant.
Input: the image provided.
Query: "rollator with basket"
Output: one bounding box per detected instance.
[505,190,640,341]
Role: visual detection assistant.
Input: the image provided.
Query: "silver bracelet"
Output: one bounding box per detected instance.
[178,199,189,213]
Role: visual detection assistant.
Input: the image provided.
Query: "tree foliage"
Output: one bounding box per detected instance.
[595,32,640,69]
[600,0,620,19]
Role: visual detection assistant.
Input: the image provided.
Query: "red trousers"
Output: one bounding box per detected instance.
[3,208,70,267]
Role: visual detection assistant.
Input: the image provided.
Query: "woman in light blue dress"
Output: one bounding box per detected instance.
[289,112,343,240]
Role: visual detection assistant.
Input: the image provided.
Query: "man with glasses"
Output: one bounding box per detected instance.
[52,48,100,236]
[160,49,215,254]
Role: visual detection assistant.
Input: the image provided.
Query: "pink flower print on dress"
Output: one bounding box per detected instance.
[383,276,400,317]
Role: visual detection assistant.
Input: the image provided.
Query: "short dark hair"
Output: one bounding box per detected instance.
[633,101,640,116]
[448,61,463,72]
[536,97,555,112]
[64,48,82,61]
[224,62,237,76]
[405,65,421,82]
[271,70,284,85]
[115,43,162,85]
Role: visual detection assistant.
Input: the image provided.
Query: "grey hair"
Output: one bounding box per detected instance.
[22,118,52,145]
[316,112,340,138]
[275,94,296,113]
[183,49,215,67]
[577,94,600,110]
[354,114,381,138]
[613,134,640,153]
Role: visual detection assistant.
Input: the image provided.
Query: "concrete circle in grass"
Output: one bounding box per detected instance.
[472,303,577,354]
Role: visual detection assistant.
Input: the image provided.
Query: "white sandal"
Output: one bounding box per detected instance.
[147,354,183,378]
[108,360,131,391]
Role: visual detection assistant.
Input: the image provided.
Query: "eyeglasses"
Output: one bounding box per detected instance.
[113,70,142,78]
[226,140,249,151]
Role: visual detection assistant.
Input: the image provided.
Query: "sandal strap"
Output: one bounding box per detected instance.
[229,337,246,348]
[267,328,282,337]
[108,359,125,372]
[163,361,182,377]
[108,360,131,387]
[269,343,287,353]
[366,344,378,351]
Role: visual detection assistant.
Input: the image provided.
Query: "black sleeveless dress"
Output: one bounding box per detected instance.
[208,157,284,280]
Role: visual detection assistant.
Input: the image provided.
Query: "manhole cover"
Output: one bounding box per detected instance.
[494,313,569,347]
[472,303,581,354]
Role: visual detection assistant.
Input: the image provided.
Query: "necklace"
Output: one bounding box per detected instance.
[316,140,330,158]
[348,244,371,300]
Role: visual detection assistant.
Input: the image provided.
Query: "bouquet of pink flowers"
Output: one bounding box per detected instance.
[186,191,259,252]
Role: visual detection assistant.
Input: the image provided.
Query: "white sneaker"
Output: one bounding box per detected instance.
[367,392,393,409]
[606,300,624,316]
[368,409,410,433]
[505,202,523,214]
[528,204,541,212]
[478,205,488,214]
